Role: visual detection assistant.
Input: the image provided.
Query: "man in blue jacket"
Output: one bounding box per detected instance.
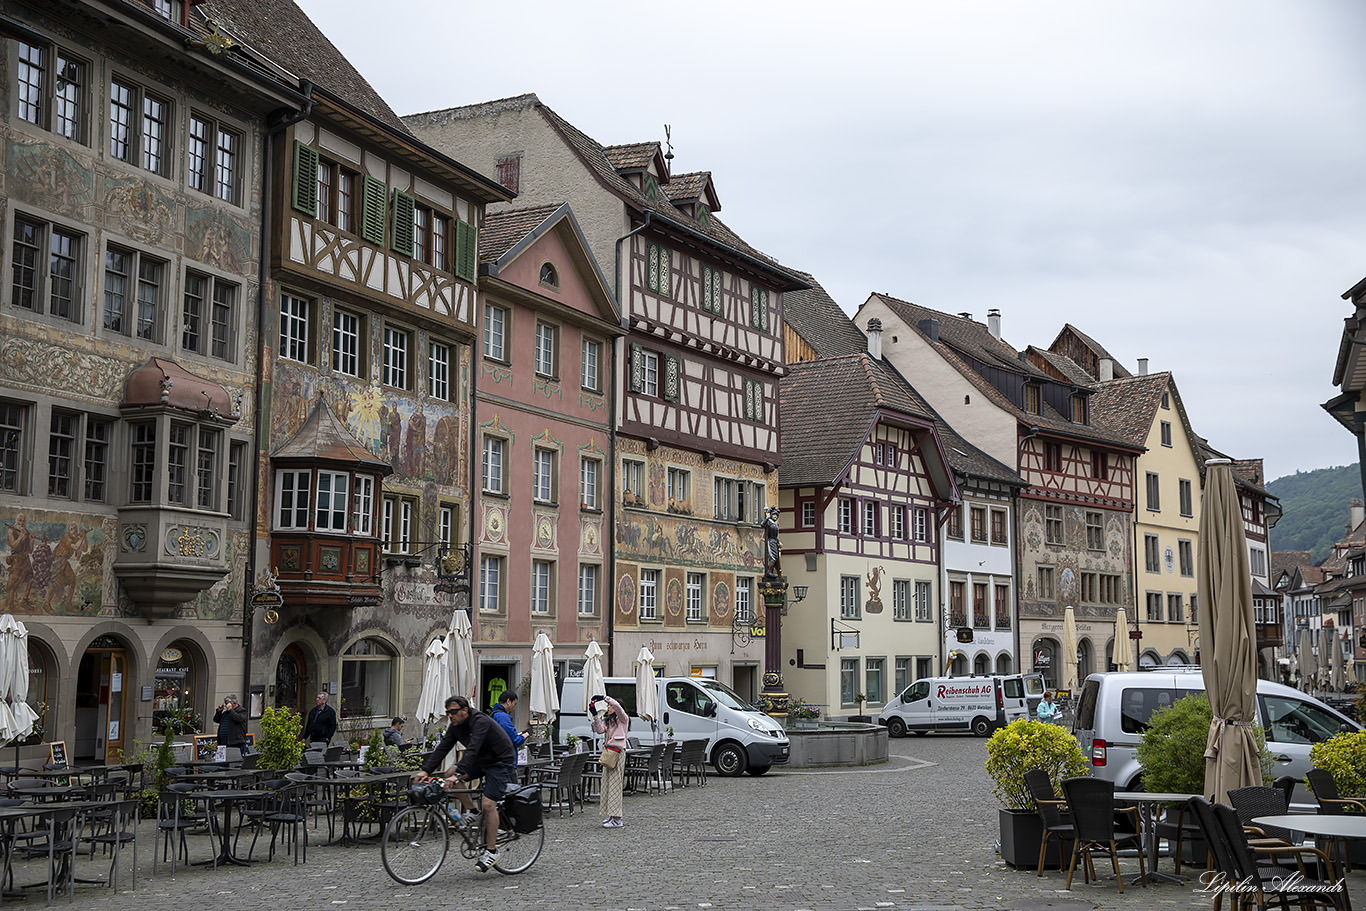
[490,691,526,764]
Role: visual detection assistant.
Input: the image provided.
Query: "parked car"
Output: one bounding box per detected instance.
[875,673,1046,737]
[559,675,790,776]
[1072,670,1360,801]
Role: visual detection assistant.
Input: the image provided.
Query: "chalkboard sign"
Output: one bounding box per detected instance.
[47,741,67,767]
[193,734,218,761]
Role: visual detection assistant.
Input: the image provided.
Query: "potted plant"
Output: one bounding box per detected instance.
[850,692,870,723]
[1310,730,1366,862]
[566,734,580,753]
[258,706,304,772]
[1137,693,1273,862]
[665,726,675,742]
[985,718,1089,869]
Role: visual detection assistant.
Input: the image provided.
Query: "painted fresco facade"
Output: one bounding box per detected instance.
[251,96,511,733]
[407,96,808,695]
[0,0,304,761]
[473,204,621,706]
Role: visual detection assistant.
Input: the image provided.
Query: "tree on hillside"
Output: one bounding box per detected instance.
[1266,464,1361,562]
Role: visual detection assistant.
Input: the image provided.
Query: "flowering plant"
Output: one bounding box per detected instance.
[984,718,1087,810]
[786,697,820,721]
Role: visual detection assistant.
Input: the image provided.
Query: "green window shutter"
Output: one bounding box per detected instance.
[749,286,759,328]
[629,344,644,393]
[454,221,478,283]
[391,190,416,257]
[291,141,318,217]
[360,174,387,245]
[663,355,680,402]
[659,247,671,299]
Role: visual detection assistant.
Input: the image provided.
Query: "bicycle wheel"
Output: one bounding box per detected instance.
[382,806,449,885]
[493,825,544,874]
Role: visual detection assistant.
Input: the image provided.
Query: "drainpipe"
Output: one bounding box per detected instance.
[608,212,651,673]
[242,83,314,702]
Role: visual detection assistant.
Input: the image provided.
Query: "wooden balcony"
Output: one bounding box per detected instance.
[270,535,383,608]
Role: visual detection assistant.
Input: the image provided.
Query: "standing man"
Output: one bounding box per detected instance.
[490,691,526,763]
[214,694,248,756]
[303,691,338,745]
[421,695,516,872]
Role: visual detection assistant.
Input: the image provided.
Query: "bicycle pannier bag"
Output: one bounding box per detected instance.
[600,746,621,769]
[501,784,542,834]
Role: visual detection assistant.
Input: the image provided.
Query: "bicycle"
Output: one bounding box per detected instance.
[381,778,544,884]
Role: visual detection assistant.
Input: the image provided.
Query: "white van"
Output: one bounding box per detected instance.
[559,675,790,776]
[876,673,1046,737]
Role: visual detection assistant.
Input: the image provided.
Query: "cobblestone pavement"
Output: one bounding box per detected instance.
[60,736,1362,910]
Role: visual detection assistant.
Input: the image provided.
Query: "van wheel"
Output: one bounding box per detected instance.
[971,716,992,737]
[887,718,907,738]
[746,765,770,776]
[712,742,747,777]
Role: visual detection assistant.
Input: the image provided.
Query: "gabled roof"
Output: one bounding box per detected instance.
[780,278,1022,488]
[1270,551,1312,580]
[870,294,1139,451]
[196,0,409,134]
[779,353,938,489]
[1027,348,1095,386]
[478,204,562,263]
[1086,372,1172,448]
[602,142,666,174]
[662,171,720,211]
[273,397,391,473]
[1048,323,1132,381]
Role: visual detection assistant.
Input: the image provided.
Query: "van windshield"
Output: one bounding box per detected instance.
[697,680,757,711]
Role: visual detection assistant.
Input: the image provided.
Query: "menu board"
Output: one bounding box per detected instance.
[47,741,67,767]
[193,734,218,761]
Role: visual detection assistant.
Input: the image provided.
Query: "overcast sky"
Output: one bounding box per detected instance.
[296,0,1366,483]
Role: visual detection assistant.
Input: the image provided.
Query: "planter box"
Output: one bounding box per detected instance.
[999,808,1066,870]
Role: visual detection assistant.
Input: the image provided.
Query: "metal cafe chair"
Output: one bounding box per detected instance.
[1060,777,1145,893]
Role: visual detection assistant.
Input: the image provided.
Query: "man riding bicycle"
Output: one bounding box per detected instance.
[420,695,517,872]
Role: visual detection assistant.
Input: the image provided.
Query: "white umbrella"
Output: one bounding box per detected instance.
[448,609,476,706]
[529,631,559,724]
[414,637,450,726]
[1062,606,1079,692]
[0,615,35,744]
[634,646,658,723]
[1111,608,1134,672]
[582,639,606,712]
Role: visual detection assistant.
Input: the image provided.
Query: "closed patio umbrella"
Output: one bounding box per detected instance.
[1331,629,1346,692]
[529,631,559,725]
[582,639,606,712]
[448,609,476,706]
[1300,628,1315,692]
[0,615,36,746]
[1112,608,1134,673]
[1062,606,1080,692]
[1317,628,1332,694]
[1198,459,1261,804]
[414,637,450,727]
[634,646,658,723]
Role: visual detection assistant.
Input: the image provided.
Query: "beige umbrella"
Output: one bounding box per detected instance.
[1299,628,1315,692]
[1331,629,1346,692]
[1317,628,1332,694]
[1112,608,1134,672]
[1198,459,1261,804]
[1062,607,1080,692]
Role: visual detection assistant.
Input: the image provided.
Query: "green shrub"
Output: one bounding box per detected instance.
[1310,730,1366,797]
[984,718,1089,810]
[1136,693,1273,794]
[259,706,303,771]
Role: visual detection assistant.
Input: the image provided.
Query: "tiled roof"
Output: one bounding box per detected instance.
[1029,348,1095,386]
[602,143,659,171]
[874,295,1139,451]
[782,272,869,359]
[1086,373,1171,448]
[478,204,562,262]
[662,171,713,204]
[1050,323,1132,379]
[780,279,1022,487]
[1271,551,1312,579]
[195,0,410,134]
[273,397,391,471]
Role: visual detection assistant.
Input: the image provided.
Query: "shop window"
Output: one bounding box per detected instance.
[153,640,204,734]
[340,637,396,719]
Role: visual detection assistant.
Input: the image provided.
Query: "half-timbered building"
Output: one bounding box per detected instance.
[228,14,514,733]
[0,0,313,762]
[405,96,808,694]
[472,203,622,704]
[856,298,1143,689]
[782,276,1024,703]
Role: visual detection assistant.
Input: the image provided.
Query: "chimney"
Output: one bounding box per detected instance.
[1137,358,1149,375]
[987,308,1001,340]
[1099,358,1114,382]
[1353,499,1364,531]
[917,318,939,343]
[866,317,883,360]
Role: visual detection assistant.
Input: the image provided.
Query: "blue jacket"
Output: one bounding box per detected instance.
[491,704,524,763]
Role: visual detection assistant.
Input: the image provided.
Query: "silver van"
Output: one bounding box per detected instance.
[1072,670,1359,801]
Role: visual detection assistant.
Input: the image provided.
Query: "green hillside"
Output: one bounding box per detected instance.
[1266,464,1362,563]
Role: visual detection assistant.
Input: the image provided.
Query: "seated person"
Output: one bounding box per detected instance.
[383,716,410,747]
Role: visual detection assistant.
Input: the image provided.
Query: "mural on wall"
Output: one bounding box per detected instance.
[0,514,112,616]
[1017,499,1129,620]
[6,138,95,213]
[0,337,128,402]
[185,204,253,276]
[272,363,467,492]
[865,565,885,614]
[616,510,763,572]
[103,175,176,246]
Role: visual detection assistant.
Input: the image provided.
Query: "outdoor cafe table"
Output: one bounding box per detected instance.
[172,768,263,789]
[0,799,133,901]
[309,771,410,846]
[190,788,270,867]
[1254,812,1366,901]
[8,783,85,802]
[1112,791,1201,885]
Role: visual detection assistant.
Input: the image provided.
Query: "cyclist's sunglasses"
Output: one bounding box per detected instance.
[446,707,466,716]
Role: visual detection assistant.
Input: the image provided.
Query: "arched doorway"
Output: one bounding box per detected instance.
[1032,638,1059,688]
[949,651,968,676]
[996,653,1012,674]
[76,634,131,762]
[153,639,206,735]
[275,643,310,716]
[1077,638,1093,683]
[25,638,54,746]
[1139,649,1160,669]
[974,653,990,675]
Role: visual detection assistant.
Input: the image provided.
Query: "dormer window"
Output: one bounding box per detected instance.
[1024,384,1041,415]
[538,262,559,289]
[1071,394,1087,424]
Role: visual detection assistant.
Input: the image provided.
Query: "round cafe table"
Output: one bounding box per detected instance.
[1112,791,1201,884]
[193,789,270,867]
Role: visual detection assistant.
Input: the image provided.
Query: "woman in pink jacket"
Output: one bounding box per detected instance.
[590,695,630,828]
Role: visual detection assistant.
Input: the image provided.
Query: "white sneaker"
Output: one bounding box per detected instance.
[602,817,615,828]
[475,849,498,872]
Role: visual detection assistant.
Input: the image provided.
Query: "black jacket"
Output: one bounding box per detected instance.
[304,703,338,742]
[421,711,514,778]
[213,705,249,746]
